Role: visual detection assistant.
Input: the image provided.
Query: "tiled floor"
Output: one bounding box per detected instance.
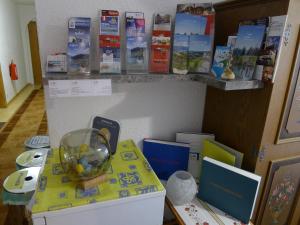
[0,84,34,123]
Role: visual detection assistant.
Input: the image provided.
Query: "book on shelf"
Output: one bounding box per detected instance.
[174,197,251,225]
[149,13,172,73]
[175,132,215,181]
[205,139,244,168]
[211,46,231,79]
[202,139,236,167]
[232,25,266,80]
[172,3,215,75]
[125,12,148,74]
[142,139,189,180]
[99,10,121,74]
[198,157,261,224]
[67,17,91,74]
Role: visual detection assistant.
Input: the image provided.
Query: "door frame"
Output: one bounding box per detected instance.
[0,64,7,107]
[28,20,42,87]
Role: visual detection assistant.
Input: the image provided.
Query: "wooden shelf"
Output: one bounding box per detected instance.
[43,72,264,91]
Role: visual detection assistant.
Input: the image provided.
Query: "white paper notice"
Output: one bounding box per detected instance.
[92,79,112,96]
[70,80,93,97]
[48,79,112,98]
[49,80,71,97]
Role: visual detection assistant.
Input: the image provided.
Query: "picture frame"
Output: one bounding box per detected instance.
[276,28,300,144]
[256,155,300,225]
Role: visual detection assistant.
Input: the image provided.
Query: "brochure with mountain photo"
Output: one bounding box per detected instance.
[125,12,148,74]
[188,34,212,73]
[172,3,214,74]
[232,25,266,80]
[67,17,91,74]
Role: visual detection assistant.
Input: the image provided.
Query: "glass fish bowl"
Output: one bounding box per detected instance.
[59,128,111,181]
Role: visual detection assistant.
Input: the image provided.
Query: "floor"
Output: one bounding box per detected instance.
[0,85,35,123]
[0,87,47,225]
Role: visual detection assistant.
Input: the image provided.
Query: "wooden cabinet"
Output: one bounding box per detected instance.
[202,0,300,224]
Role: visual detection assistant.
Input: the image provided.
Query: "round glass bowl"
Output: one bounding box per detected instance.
[59,128,111,181]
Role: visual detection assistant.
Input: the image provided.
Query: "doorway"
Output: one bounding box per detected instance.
[0,64,7,107]
[28,21,42,87]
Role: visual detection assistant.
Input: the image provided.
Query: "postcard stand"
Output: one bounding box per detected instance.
[149,13,172,74]
[67,17,91,74]
[172,3,215,75]
[99,10,121,74]
[125,12,148,74]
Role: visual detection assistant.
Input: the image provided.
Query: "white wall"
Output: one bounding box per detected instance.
[34,0,223,147]
[44,81,206,147]
[17,3,36,85]
[0,0,28,102]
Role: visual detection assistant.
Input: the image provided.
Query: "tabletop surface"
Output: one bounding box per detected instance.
[32,139,164,214]
[166,197,254,225]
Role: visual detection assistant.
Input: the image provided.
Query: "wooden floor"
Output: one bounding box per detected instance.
[0,89,47,225]
[0,85,35,123]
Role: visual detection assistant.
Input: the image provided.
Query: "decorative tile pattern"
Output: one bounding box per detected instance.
[135,185,158,194]
[38,176,47,192]
[119,190,130,198]
[118,171,142,188]
[75,187,100,199]
[129,165,136,170]
[121,151,138,161]
[52,163,64,175]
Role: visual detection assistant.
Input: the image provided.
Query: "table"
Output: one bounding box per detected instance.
[31,139,166,225]
[165,197,254,225]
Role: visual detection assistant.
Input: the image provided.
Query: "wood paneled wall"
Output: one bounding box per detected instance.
[202,0,300,223]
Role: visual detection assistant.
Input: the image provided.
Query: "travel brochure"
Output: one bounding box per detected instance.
[172,3,214,74]
[149,13,171,73]
[211,46,231,79]
[188,34,212,73]
[99,10,121,74]
[125,12,148,74]
[232,25,266,80]
[67,17,91,74]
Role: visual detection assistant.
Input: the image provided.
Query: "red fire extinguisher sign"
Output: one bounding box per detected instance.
[9,60,19,80]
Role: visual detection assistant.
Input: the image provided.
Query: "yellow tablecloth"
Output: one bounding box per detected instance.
[32,139,164,213]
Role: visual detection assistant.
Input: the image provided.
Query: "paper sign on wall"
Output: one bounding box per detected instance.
[48,79,112,98]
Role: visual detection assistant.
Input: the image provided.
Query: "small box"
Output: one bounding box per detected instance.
[46,54,67,73]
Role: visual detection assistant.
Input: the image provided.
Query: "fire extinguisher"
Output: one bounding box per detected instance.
[9,60,18,80]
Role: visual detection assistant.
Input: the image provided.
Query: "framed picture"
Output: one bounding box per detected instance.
[256,156,300,225]
[277,29,300,143]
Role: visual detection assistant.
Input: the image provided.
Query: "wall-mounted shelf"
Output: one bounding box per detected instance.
[43,72,264,91]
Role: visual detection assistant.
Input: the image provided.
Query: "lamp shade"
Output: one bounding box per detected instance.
[166,171,197,205]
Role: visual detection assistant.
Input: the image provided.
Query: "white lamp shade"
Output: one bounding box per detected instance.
[166,171,197,205]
